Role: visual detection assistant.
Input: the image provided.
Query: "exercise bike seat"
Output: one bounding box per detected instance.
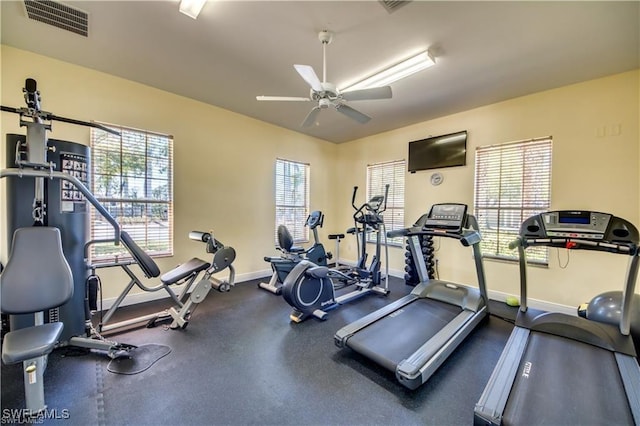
[160,258,210,286]
[277,225,306,254]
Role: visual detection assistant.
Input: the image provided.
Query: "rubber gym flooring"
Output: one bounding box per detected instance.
[1,276,516,425]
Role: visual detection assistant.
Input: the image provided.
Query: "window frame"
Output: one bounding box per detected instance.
[89,124,174,263]
[274,158,310,245]
[474,137,552,265]
[366,159,406,247]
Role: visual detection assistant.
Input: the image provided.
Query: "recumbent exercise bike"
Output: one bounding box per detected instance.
[258,210,331,295]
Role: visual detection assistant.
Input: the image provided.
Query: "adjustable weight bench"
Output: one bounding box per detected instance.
[1,227,74,415]
[89,232,209,332]
[88,230,235,332]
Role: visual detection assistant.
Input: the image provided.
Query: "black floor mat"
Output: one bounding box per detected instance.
[107,343,171,375]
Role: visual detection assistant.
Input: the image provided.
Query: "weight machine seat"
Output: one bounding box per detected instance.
[328,234,345,240]
[0,227,74,412]
[120,231,161,278]
[160,258,210,286]
[2,323,63,365]
[1,227,74,314]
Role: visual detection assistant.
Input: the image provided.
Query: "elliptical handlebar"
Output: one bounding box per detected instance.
[351,184,390,224]
[351,186,359,210]
[380,184,390,214]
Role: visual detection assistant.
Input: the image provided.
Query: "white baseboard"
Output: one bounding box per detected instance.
[384,261,576,315]
[487,289,577,316]
[99,265,576,317]
[381,258,576,315]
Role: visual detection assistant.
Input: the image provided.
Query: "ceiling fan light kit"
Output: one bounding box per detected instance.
[179,0,207,19]
[256,30,394,128]
[341,50,436,92]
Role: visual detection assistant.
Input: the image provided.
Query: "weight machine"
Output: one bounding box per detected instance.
[86,229,236,331]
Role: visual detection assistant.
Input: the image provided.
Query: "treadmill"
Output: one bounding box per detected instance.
[334,203,489,390]
[474,210,640,425]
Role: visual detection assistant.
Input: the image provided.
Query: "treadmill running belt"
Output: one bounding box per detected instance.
[503,332,633,426]
[345,298,461,372]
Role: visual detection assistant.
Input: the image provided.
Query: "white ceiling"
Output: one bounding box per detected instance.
[1,1,638,143]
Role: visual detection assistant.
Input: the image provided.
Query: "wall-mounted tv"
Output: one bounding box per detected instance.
[408,130,467,173]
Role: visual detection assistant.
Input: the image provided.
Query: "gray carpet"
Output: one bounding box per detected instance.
[1,276,514,425]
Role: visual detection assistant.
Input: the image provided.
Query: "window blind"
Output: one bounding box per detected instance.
[474,137,552,263]
[366,160,405,246]
[275,158,310,244]
[90,125,173,262]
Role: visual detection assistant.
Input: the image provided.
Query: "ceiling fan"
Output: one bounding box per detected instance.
[256,30,393,127]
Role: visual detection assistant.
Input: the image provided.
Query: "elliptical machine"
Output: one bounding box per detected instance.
[341,185,390,287]
[281,185,390,322]
[258,211,331,294]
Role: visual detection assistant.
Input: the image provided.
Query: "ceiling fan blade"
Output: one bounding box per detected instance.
[341,86,392,101]
[294,65,323,92]
[301,106,321,127]
[335,104,371,124]
[256,96,311,101]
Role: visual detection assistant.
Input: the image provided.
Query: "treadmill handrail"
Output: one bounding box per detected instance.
[387,227,481,246]
[513,233,639,335]
[514,236,637,256]
[397,310,476,377]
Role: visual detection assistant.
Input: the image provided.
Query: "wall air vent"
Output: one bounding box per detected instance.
[23,0,88,37]
[378,0,411,14]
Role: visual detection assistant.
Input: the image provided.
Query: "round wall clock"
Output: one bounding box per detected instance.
[430,172,444,186]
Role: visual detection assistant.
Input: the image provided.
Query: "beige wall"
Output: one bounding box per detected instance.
[0,46,338,299]
[2,45,638,309]
[336,70,640,307]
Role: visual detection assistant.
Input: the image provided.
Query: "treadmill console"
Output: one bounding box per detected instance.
[423,203,468,233]
[519,210,639,252]
[540,211,611,239]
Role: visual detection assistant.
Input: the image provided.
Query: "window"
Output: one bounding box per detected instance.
[90,124,173,262]
[474,137,552,263]
[275,158,310,244]
[366,160,405,246]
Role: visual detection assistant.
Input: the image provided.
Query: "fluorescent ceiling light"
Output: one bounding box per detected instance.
[179,0,207,19]
[341,51,436,92]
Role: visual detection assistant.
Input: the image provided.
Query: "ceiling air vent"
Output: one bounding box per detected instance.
[23,0,88,37]
[378,0,411,14]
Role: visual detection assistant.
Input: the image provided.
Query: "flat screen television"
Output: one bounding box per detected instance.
[408,130,467,173]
